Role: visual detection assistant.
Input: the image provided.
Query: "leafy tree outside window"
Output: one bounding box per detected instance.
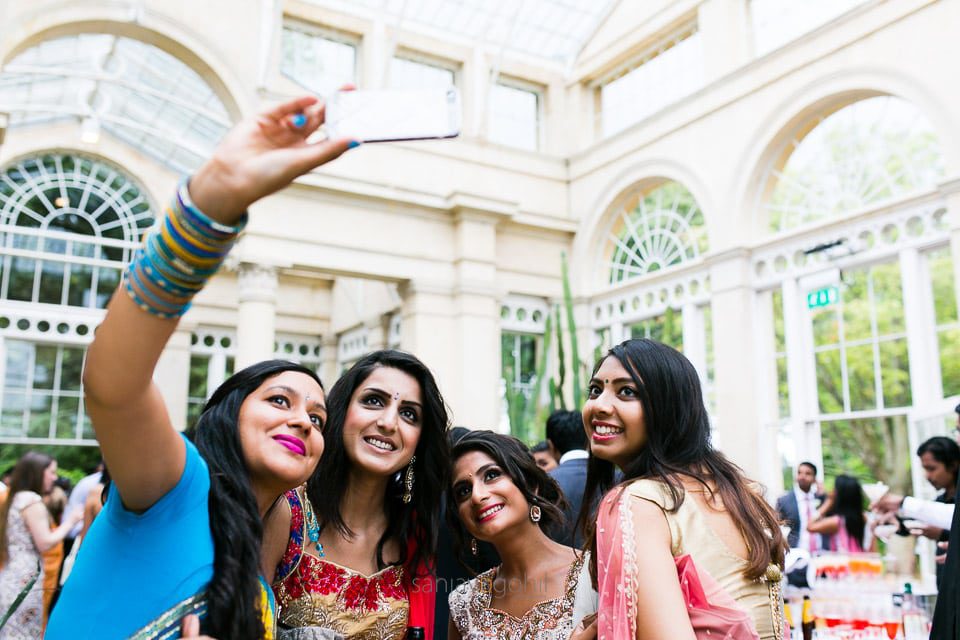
[928,247,960,397]
[812,260,911,414]
[629,308,682,351]
[501,331,539,441]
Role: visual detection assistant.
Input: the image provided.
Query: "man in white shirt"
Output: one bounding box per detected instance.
[777,462,827,549]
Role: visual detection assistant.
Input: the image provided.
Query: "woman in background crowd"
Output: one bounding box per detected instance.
[808,474,874,553]
[0,452,80,639]
[446,430,596,640]
[582,339,787,640]
[40,477,69,624]
[267,350,450,639]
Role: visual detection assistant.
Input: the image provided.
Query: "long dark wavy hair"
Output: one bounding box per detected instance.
[446,430,568,562]
[826,475,867,549]
[306,349,450,576]
[0,451,53,567]
[188,359,323,640]
[578,339,786,582]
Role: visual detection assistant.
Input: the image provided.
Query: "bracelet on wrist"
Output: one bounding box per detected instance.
[123,179,246,318]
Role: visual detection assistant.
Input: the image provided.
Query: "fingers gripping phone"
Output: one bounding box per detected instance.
[325,88,461,143]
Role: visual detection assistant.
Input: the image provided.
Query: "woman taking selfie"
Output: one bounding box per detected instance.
[46,96,356,639]
[446,430,597,640]
[266,349,450,639]
[581,339,787,640]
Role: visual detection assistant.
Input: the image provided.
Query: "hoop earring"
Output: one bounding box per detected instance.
[529,505,542,523]
[470,538,479,556]
[402,455,416,504]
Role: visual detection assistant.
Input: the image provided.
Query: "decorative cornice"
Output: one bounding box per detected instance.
[237,262,278,304]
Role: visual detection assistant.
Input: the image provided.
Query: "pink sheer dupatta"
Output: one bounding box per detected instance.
[596,488,760,640]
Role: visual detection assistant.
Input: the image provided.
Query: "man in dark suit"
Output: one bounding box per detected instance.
[546,410,589,547]
[776,461,828,587]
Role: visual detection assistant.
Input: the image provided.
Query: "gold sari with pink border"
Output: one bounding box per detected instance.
[595,480,784,640]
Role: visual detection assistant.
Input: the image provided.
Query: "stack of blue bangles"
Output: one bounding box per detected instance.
[124,181,247,319]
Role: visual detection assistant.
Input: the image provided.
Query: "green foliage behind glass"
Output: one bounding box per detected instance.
[0,443,101,486]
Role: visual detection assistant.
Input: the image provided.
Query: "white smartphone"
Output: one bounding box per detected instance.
[325,88,461,143]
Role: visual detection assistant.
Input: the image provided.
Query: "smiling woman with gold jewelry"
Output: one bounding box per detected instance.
[581,338,788,640]
[446,430,598,640]
[264,350,451,640]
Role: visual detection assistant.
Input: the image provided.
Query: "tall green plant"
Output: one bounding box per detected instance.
[561,251,583,409]
[552,305,566,411]
[520,312,552,441]
[502,254,586,443]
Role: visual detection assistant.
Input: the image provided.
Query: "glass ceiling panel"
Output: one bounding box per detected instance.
[303,0,620,64]
[0,35,232,175]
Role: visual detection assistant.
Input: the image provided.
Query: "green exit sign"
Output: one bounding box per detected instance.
[807,286,839,309]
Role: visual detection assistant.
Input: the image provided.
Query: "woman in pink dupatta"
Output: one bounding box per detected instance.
[578,339,788,640]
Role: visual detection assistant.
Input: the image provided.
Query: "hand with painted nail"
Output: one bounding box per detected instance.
[188,95,358,224]
[180,614,216,639]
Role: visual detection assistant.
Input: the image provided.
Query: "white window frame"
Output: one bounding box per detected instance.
[280,19,360,95]
[487,75,544,152]
[388,49,459,90]
[595,21,702,138]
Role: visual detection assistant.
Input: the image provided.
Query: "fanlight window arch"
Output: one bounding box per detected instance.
[607,181,708,285]
[0,34,232,174]
[765,96,944,232]
[0,153,155,309]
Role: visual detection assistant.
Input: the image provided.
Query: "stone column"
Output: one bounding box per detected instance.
[236,262,278,369]
[698,0,751,82]
[900,246,941,405]
[364,315,389,351]
[398,213,502,428]
[320,334,339,387]
[941,179,960,323]
[681,302,707,387]
[464,48,490,139]
[399,279,457,412]
[154,328,193,431]
[363,18,389,88]
[451,209,503,430]
[709,250,763,479]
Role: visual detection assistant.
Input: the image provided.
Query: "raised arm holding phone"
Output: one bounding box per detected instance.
[46,96,356,640]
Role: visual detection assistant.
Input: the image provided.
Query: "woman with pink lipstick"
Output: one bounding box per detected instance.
[446,431,597,640]
[266,349,450,639]
[579,339,787,640]
[47,95,356,640]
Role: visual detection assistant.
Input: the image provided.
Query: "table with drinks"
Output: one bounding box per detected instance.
[784,552,934,640]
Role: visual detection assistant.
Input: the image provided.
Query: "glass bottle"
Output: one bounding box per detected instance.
[801,594,815,640]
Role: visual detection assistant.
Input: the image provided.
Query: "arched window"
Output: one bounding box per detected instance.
[0,153,154,442]
[607,181,707,284]
[0,153,154,308]
[765,96,944,232]
[0,34,232,174]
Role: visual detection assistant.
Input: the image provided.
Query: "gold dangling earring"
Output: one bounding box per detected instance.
[529,504,542,523]
[402,455,416,504]
[471,538,479,556]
